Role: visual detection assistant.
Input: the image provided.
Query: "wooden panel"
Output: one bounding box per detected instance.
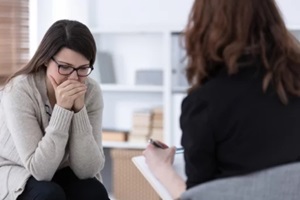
[0,0,29,76]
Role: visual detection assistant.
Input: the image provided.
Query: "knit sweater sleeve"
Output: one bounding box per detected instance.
[68,80,105,179]
[2,83,73,181]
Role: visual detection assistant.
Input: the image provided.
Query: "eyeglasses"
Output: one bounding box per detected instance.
[51,57,94,77]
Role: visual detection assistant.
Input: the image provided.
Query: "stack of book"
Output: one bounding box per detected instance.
[128,109,153,143]
[102,129,129,142]
[149,107,164,141]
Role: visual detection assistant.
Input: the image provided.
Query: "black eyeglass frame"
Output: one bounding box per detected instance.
[51,57,94,77]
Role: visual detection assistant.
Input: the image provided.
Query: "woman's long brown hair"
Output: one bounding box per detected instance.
[3,20,96,86]
[184,0,300,104]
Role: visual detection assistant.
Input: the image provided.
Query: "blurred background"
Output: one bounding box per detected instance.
[1,0,300,199]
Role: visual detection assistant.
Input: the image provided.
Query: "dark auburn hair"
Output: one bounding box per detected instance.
[184,0,300,104]
[5,19,96,84]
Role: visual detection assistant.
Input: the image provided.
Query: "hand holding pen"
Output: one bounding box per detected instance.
[143,138,180,179]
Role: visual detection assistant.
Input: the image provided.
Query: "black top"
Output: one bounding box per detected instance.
[180,63,300,189]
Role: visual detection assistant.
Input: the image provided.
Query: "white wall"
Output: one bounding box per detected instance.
[29,0,90,56]
[30,0,300,53]
[30,0,194,51]
[88,0,193,29]
[276,0,300,29]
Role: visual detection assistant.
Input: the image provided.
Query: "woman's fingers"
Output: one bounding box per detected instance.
[62,85,87,96]
[57,86,86,103]
[55,81,87,110]
[59,80,85,90]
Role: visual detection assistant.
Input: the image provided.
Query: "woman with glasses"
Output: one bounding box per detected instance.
[144,0,300,199]
[0,20,110,200]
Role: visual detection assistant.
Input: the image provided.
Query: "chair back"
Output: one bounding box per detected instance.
[181,162,300,200]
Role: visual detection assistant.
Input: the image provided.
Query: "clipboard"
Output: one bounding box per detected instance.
[131,152,186,200]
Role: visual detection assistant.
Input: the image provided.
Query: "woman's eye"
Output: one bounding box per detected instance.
[78,67,89,72]
[60,65,72,70]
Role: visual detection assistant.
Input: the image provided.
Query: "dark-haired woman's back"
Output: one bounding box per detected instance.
[181,59,300,189]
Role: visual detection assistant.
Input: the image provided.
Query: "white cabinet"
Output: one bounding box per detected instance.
[82,0,194,149]
[89,28,189,148]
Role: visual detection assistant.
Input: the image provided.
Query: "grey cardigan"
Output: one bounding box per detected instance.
[0,69,105,200]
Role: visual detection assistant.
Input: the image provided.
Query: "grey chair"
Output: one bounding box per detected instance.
[180,162,300,200]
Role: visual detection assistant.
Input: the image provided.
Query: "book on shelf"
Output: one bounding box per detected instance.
[102,129,129,142]
[151,107,164,138]
[132,117,153,127]
[152,107,163,125]
[150,128,164,141]
[135,69,163,86]
[97,51,116,84]
[152,113,163,120]
[129,106,165,144]
[132,110,153,122]
[131,126,152,136]
[131,108,153,136]
[128,134,149,143]
[152,118,163,128]
[152,106,163,114]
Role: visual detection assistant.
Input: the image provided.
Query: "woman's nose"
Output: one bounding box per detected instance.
[68,70,79,80]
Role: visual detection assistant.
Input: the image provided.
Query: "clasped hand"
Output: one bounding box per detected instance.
[49,76,87,112]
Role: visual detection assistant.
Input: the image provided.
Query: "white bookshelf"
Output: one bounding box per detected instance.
[103,141,147,149]
[89,26,190,148]
[90,25,184,34]
[101,84,163,93]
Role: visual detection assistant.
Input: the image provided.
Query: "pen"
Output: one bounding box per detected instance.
[148,138,184,154]
[148,138,167,149]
